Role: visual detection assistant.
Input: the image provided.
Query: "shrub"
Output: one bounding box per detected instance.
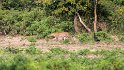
[77,33,92,43]
[27,37,37,42]
[26,16,62,38]
[0,9,74,36]
[12,54,38,70]
[26,46,42,54]
[54,21,74,32]
[0,9,46,35]
[119,35,124,42]
[94,31,113,41]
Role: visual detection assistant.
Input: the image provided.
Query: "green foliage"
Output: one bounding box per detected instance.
[0,8,45,35]
[47,59,70,70]
[12,54,30,70]
[109,5,124,33]
[50,48,69,55]
[26,16,61,37]
[27,37,37,42]
[95,31,113,41]
[119,35,124,42]
[60,39,70,44]
[112,0,124,5]
[0,9,74,37]
[0,0,124,35]
[43,0,88,15]
[1,0,124,69]
[99,0,124,33]
[25,16,74,38]
[77,33,92,43]
[78,49,90,55]
[1,0,35,10]
[4,47,23,54]
[0,47,124,70]
[26,46,42,54]
[55,21,74,32]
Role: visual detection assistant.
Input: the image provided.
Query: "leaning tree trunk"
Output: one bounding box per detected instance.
[74,13,80,33]
[76,12,91,33]
[94,0,97,32]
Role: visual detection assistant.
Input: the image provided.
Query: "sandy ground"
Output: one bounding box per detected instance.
[0,35,124,52]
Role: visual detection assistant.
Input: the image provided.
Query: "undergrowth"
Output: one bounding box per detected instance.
[0,47,124,70]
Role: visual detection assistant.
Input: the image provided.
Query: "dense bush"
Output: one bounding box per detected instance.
[1,0,35,10]
[119,35,124,42]
[0,9,73,37]
[77,33,92,43]
[0,8,45,35]
[26,16,62,37]
[0,0,124,35]
[94,31,113,41]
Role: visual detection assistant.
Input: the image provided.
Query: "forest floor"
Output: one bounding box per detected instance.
[0,35,124,52]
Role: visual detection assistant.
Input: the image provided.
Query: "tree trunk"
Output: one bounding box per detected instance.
[74,14,80,33]
[94,0,97,32]
[76,12,91,33]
